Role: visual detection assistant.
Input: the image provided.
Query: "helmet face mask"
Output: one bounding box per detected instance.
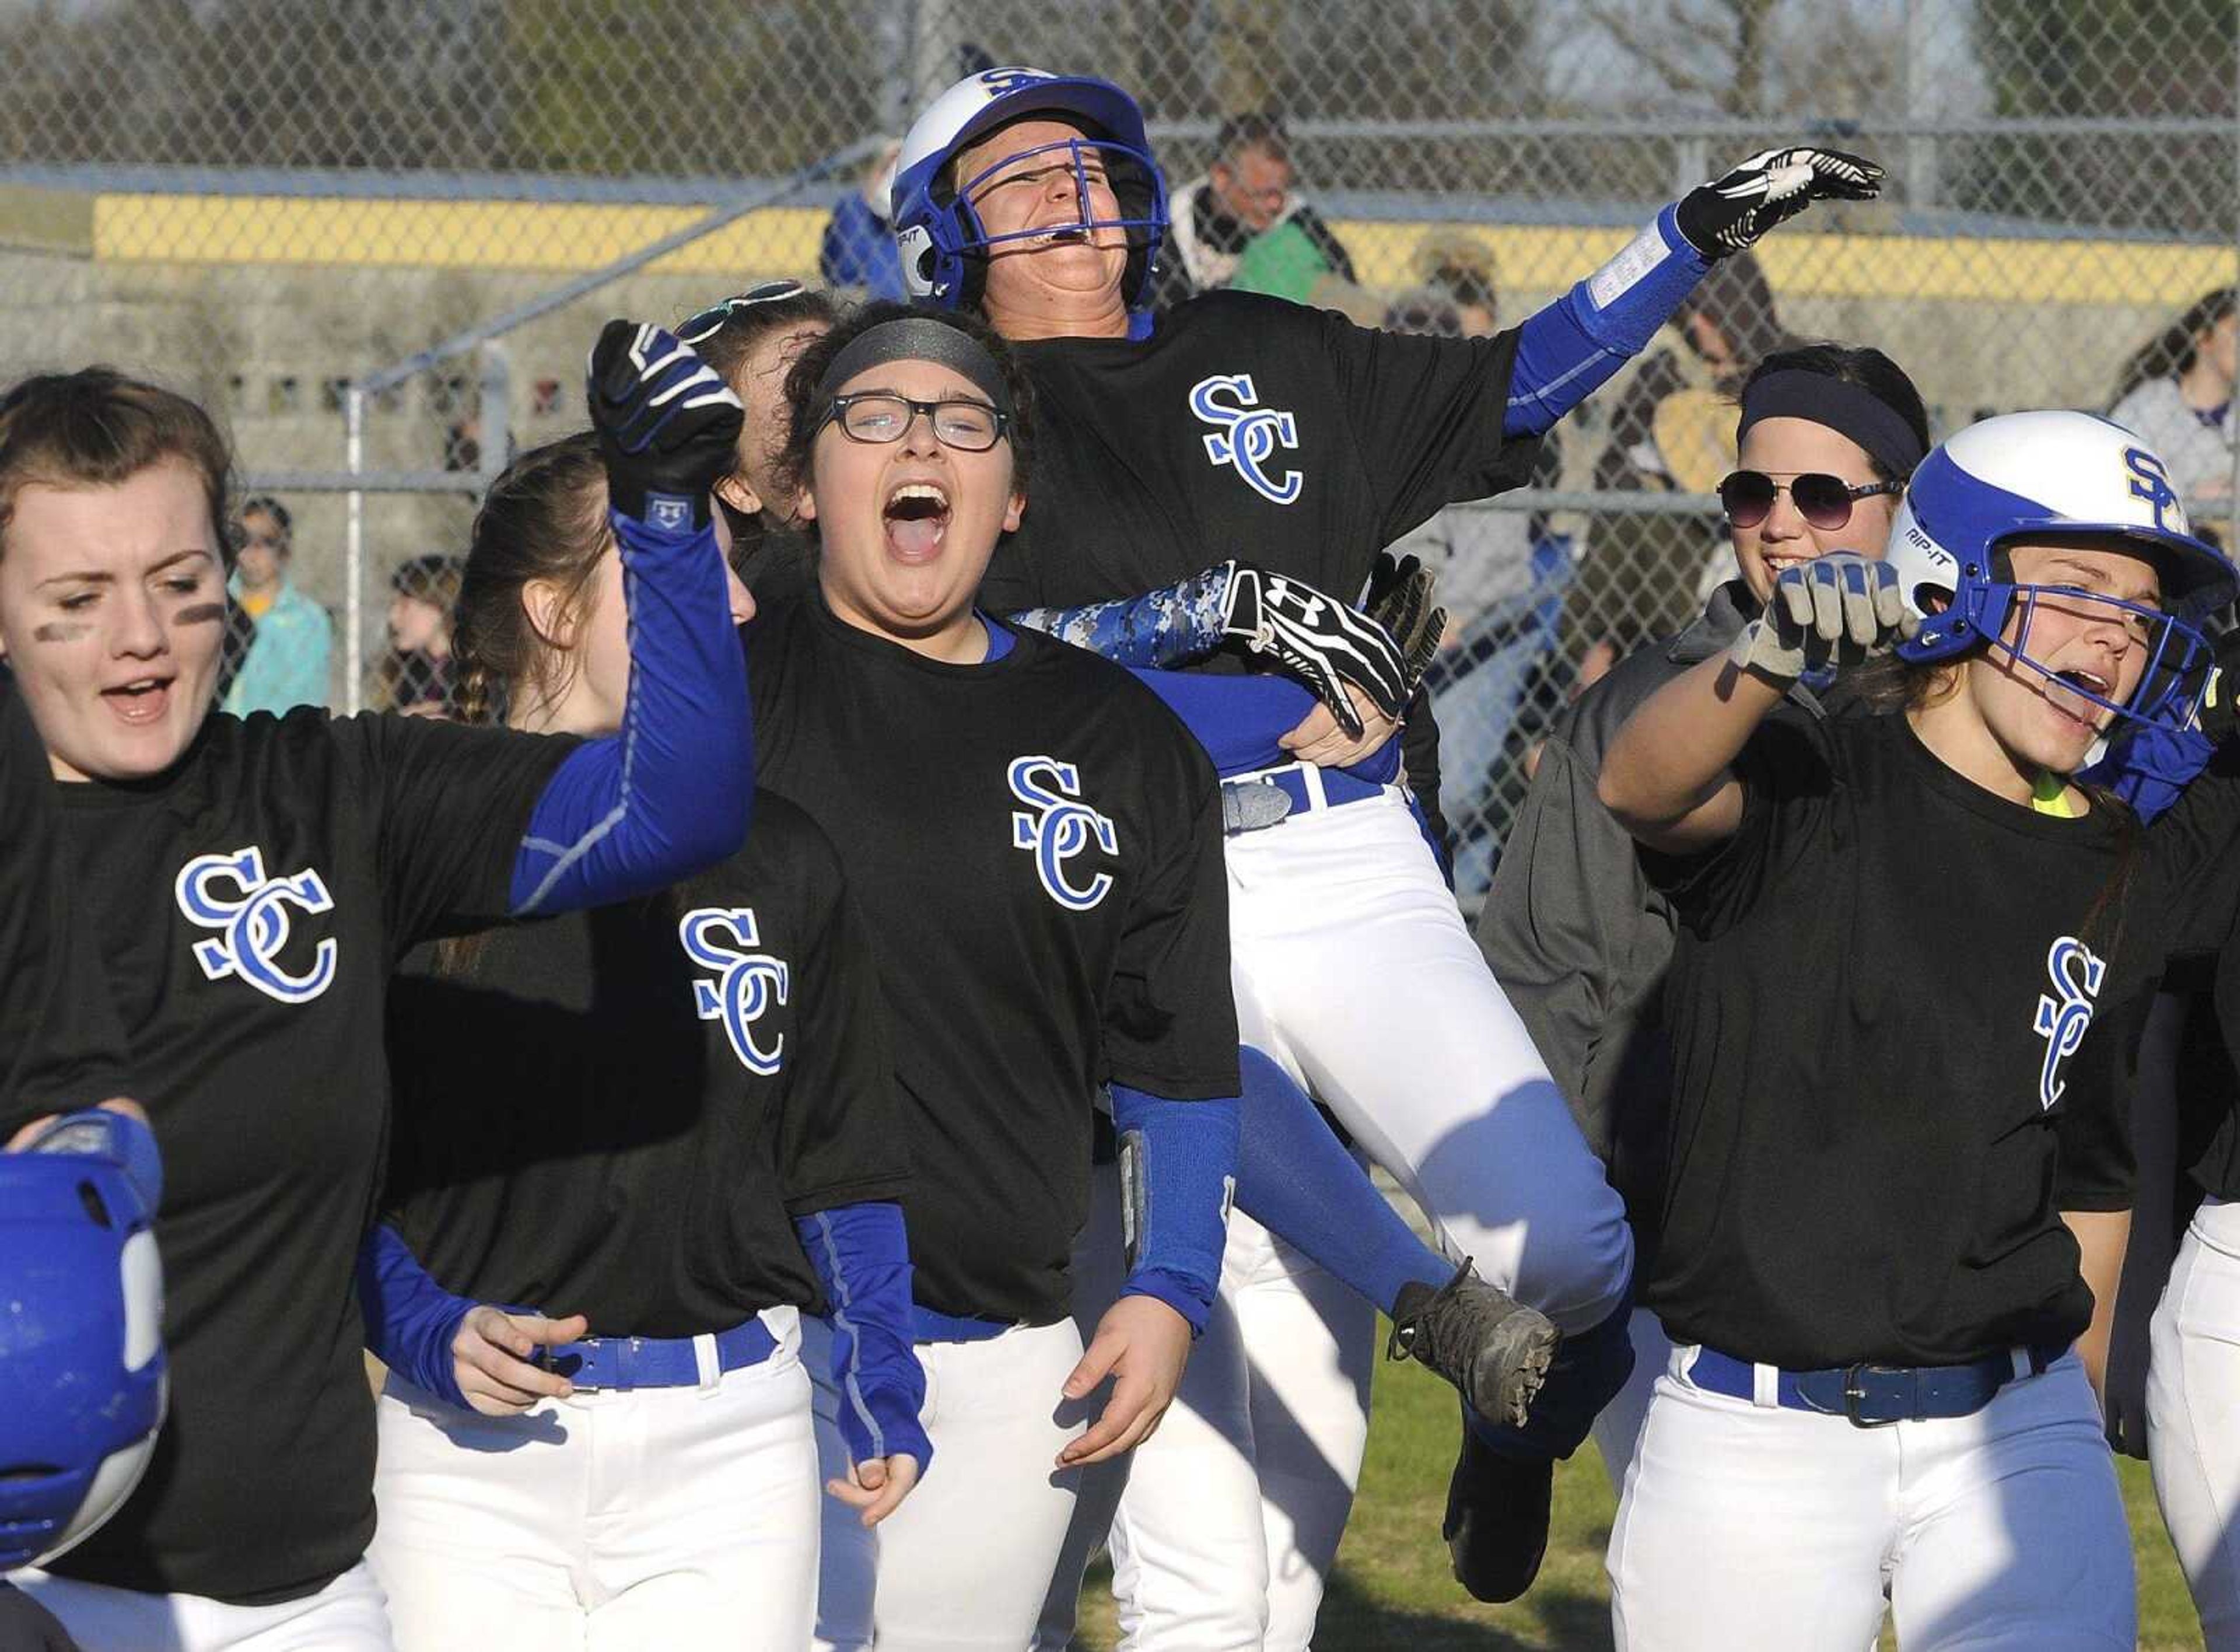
[1885,410,2238,735]
[893,67,1170,312]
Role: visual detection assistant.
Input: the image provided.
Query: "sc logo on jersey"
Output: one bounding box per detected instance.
[678,908,789,1075]
[1189,374,1303,506]
[1009,757,1119,911]
[2032,935,2106,1110]
[174,846,338,1005]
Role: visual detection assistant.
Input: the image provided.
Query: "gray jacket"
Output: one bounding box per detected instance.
[1475,582,1829,1242]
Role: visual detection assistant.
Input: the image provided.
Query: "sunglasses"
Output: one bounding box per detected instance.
[817,392,1007,453]
[1718,470,1905,531]
[677,281,811,345]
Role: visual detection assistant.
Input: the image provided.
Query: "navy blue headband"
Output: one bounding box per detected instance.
[1737,369,1926,478]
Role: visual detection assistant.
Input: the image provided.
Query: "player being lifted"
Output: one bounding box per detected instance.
[0,338,755,1651]
[887,64,1881,1641]
[1596,412,2240,1650]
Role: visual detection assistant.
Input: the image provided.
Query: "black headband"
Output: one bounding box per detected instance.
[1736,369,1926,478]
[813,317,1012,418]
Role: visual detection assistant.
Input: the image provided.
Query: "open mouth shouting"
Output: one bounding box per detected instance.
[103,671,176,727]
[2041,665,2114,734]
[883,480,951,563]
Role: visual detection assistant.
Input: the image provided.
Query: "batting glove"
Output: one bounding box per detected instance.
[1220,562,1410,737]
[1728,552,1916,682]
[1674,146,1882,260]
[1364,552,1449,705]
[587,319,744,531]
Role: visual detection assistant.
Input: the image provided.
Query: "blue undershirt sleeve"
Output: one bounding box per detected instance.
[508,510,754,915]
[1006,563,1234,668]
[1504,204,1710,439]
[355,1223,474,1410]
[1107,1083,1241,1335]
[797,1201,932,1475]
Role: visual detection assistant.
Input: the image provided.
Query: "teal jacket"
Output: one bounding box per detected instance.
[224,575,333,716]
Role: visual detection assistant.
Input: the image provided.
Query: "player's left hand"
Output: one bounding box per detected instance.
[826,1450,923,1527]
[1057,1294,1193,1467]
[451,1306,591,1416]
[1220,562,1410,736]
[1675,146,1882,260]
[586,318,745,531]
[1280,684,1400,768]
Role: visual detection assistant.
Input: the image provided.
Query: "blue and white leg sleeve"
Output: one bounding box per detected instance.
[798,1201,933,1476]
[355,1223,475,1410]
[509,510,754,915]
[1504,204,1710,439]
[1109,1083,1242,1335]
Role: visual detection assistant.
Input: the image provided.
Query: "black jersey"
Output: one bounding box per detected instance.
[0,680,132,1112]
[4,709,573,1605]
[745,594,1238,1325]
[973,289,1542,827]
[384,792,909,1335]
[1645,712,2162,1371]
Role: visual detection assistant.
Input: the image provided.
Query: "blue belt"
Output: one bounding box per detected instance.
[534,1319,776,1392]
[1219,762,1387,836]
[1688,1342,2068,1427]
[912,1305,1017,1344]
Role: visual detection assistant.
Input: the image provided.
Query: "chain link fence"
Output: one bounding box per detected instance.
[2,0,2233,901]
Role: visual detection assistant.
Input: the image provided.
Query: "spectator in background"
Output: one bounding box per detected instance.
[1416,229,1501,338]
[224,495,332,716]
[1381,289,1572,904]
[380,552,464,718]
[821,139,908,299]
[1156,111,1358,310]
[2110,286,2237,514]
[1566,250,1796,684]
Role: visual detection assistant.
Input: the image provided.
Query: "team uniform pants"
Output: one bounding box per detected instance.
[1588,1307,1677,1492]
[11,1563,391,1651]
[1608,1343,2134,1651]
[1044,780,1634,1648]
[2150,1195,2240,1648]
[366,1309,818,1651]
[808,1316,1085,1652]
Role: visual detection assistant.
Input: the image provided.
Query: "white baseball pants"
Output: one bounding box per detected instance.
[1589,1308,1676,1492]
[2150,1195,2240,1649]
[12,1562,392,1651]
[1609,1343,2134,1651]
[367,1309,819,1652]
[808,1316,1085,1652]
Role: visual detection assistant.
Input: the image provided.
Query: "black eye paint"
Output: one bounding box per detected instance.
[31,621,90,643]
[173,602,225,627]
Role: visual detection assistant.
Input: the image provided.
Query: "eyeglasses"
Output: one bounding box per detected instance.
[817,392,1008,453]
[676,281,811,345]
[1718,470,1904,531]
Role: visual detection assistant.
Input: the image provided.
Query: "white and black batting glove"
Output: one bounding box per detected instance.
[587,319,745,531]
[1728,552,1917,682]
[1675,146,1882,261]
[1363,552,1448,704]
[1220,562,1410,737]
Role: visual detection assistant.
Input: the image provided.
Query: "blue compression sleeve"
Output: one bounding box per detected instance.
[1008,565,1233,668]
[355,1223,474,1409]
[509,510,753,915]
[1125,668,1404,788]
[1228,1048,1450,1312]
[798,1202,932,1474]
[2084,721,2215,824]
[22,1107,163,1213]
[1504,204,1709,439]
[1108,1084,1242,1335]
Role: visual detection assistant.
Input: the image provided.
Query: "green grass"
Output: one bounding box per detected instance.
[1073,1338,2205,1650]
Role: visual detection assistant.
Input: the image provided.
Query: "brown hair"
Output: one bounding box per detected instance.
[451,432,611,727]
[775,302,1035,528]
[0,366,235,567]
[687,287,844,553]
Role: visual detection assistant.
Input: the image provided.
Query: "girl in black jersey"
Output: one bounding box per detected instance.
[0,332,755,1651]
[1594,410,2237,1651]
[356,431,926,1650]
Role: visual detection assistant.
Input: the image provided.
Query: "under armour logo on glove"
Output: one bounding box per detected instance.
[1219,562,1410,737]
[1727,553,1917,684]
[174,846,338,1005]
[1675,147,1882,260]
[586,319,744,531]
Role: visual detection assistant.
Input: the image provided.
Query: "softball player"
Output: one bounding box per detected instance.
[1597,410,2237,1650]
[0,331,754,1651]
[1479,342,1931,1489]
[353,429,924,1650]
[754,304,1241,1651]
[891,64,1880,1639]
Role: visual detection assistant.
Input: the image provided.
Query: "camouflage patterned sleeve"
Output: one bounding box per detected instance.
[1006,561,1235,668]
